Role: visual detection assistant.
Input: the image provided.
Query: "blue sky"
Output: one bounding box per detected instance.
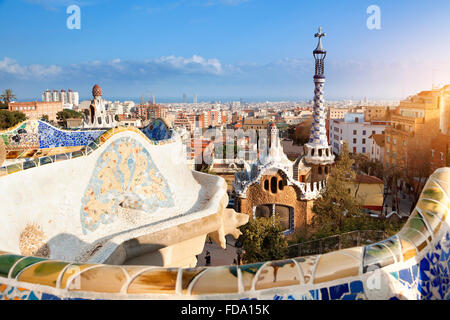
[1,0,450,101]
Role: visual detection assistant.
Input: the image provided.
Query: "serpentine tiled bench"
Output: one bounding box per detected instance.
[0,121,448,300]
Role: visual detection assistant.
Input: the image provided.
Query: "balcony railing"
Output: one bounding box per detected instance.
[287,230,387,257]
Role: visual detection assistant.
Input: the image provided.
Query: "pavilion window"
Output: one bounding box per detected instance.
[270,177,277,193]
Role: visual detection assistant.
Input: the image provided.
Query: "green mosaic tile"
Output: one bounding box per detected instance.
[10,256,46,278]
[0,254,24,278]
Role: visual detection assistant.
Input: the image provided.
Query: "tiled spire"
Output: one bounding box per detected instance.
[304,27,334,165]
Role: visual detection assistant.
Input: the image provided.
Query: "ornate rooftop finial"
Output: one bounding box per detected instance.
[314,26,326,53]
[313,26,327,79]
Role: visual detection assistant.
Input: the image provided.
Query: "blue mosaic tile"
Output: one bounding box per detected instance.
[329,283,349,300]
[37,121,104,149]
[350,280,364,293]
[412,264,419,280]
[42,293,61,300]
[320,287,329,300]
[341,293,358,300]
[399,268,413,285]
[141,119,171,141]
[309,289,320,300]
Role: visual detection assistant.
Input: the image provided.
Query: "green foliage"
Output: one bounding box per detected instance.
[314,215,403,240]
[198,164,216,175]
[238,216,288,264]
[312,141,362,235]
[41,114,49,121]
[221,144,237,159]
[0,110,27,129]
[307,141,405,243]
[352,154,384,179]
[56,109,84,127]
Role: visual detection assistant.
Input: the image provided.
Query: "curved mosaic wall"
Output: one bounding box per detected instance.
[0,120,448,299]
[0,159,448,299]
[0,119,173,163]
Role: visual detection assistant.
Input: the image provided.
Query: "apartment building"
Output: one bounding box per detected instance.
[384,86,449,172]
[329,112,388,155]
[8,101,63,122]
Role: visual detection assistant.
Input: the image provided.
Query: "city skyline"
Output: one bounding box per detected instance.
[1,0,450,100]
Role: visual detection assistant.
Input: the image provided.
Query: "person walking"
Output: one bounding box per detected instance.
[205,251,211,266]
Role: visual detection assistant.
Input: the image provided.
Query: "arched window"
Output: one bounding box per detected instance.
[318,166,322,175]
[271,177,277,193]
[325,166,329,174]
[264,179,269,191]
[278,179,284,190]
[90,106,95,124]
[319,149,323,157]
[311,148,315,156]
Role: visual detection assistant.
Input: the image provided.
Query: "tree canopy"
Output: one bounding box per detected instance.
[238,216,288,264]
[311,141,363,236]
[56,109,84,127]
[0,110,27,130]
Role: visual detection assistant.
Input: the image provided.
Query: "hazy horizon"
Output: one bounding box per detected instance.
[1,0,449,101]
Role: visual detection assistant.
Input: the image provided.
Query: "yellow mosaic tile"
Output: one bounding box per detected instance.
[127,268,178,294]
[239,263,263,291]
[17,261,69,287]
[398,227,428,253]
[431,168,450,190]
[254,260,300,290]
[7,164,22,174]
[416,183,448,236]
[59,264,96,289]
[400,238,417,261]
[294,255,318,284]
[180,268,205,294]
[313,251,360,284]
[122,266,151,279]
[404,210,432,242]
[190,267,239,295]
[69,266,127,293]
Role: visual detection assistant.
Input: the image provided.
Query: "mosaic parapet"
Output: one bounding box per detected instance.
[0,167,448,299]
[0,119,175,175]
[0,119,251,268]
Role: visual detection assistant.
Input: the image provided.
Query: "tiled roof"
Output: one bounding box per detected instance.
[369,134,385,147]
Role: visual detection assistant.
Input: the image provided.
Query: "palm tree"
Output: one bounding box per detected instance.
[1,89,16,104]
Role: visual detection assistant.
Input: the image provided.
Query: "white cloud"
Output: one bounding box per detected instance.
[0,57,62,79]
[153,55,223,75]
[2,54,449,99]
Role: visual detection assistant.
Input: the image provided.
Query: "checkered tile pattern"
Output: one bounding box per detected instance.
[308,80,328,146]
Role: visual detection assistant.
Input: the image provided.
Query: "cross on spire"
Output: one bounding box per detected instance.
[314,26,326,39]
